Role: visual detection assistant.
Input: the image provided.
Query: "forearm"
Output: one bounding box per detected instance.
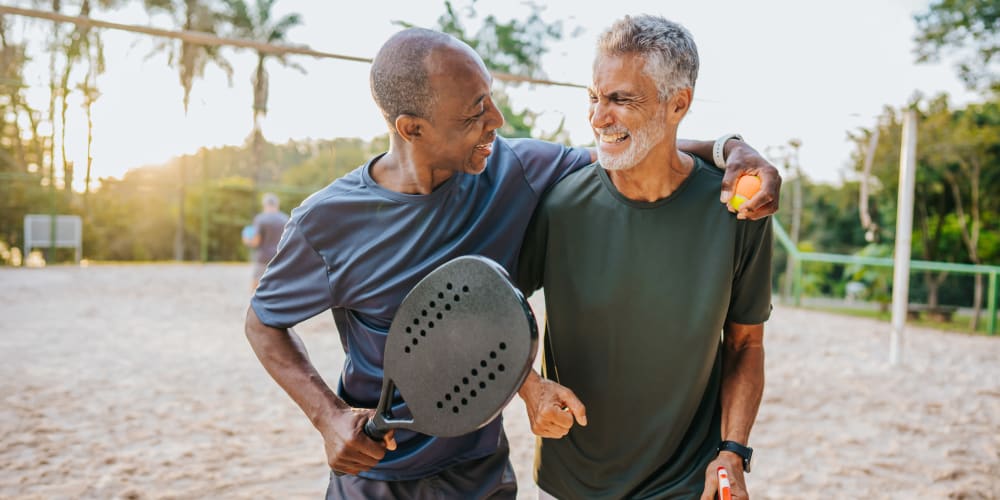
[245,308,349,432]
[677,139,713,163]
[719,339,765,444]
[677,138,753,165]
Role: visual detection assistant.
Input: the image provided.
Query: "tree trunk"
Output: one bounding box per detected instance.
[174,158,186,261]
[46,0,61,263]
[923,271,948,309]
[83,79,94,215]
[252,54,267,190]
[59,57,72,197]
[944,161,982,332]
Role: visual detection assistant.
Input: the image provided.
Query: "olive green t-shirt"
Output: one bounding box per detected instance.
[517,157,772,499]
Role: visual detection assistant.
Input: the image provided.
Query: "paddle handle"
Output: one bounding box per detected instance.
[364,417,387,440]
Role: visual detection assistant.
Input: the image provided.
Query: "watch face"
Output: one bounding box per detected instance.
[746,449,755,473]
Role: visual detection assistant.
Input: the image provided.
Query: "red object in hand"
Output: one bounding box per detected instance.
[717,467,732,500]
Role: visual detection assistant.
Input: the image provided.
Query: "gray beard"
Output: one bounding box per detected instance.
[597,109,668,171]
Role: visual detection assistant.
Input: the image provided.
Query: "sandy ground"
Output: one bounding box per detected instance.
[1,264,998,499]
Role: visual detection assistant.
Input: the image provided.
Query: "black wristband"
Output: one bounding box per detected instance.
[718,440,753,473]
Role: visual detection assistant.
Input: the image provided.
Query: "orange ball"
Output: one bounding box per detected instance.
[730,175,761,211]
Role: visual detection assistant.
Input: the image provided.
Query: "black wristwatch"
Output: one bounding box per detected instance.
[718,441,754,473]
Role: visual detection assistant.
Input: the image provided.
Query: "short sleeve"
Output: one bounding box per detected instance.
[515,201,549,296]
[250,218,333,329]
[510,140,592,195]
[727,217,773,325]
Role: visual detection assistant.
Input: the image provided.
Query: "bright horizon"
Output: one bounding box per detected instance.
[9,0,979,190]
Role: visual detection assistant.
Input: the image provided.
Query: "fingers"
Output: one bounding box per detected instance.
[532,404,574,438]
[383,429,397,451]
[323,410,391,475]
[719,166,739,204]
[736,191,776,220]
[561,389,588,427]
[699,464,718,500]
[530,386,587,438]
[737,165,781,218]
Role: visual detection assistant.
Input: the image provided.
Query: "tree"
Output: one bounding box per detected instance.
[914,0,1000,92]
[0,16,48,258]
[143,0,234,260]
[923,99,1000,327]
[398,0,568,139]
[849,94,1000,327]
[221,0,304,191]
[57,0,118,203]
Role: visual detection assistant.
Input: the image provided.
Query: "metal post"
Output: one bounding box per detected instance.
[988,272,997,336]
[794,259,803,307]
[200,155,209,263]
[890,110,918,366]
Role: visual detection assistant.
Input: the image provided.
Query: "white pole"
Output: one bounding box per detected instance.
[890,110,917,366]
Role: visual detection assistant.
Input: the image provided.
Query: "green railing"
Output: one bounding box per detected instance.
[772,219,999,336]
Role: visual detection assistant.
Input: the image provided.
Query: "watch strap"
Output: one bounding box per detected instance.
[712,133,743,170]
[718,440,753,473]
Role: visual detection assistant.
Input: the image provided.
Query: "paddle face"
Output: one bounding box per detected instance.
[370,255,537,438]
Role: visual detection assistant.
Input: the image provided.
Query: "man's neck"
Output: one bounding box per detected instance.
[606,146,695,202]
[370,150,455,195]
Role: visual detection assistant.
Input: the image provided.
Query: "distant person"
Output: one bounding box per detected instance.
[243,193,289,291]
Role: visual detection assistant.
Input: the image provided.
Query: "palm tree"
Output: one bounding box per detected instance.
[143,0,233,261]
[57,0,115,200]
[222,0,303,189]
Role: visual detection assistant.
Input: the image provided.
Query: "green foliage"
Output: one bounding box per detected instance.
[845,244,894,304]
[280,137,375,188]
[845,94,1000,308]
[397,0,568,138]
[914,0,1000,92]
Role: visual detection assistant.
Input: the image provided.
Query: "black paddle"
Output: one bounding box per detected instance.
[364,255,538,440]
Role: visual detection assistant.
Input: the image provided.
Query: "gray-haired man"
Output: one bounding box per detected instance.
[518,15,771,499]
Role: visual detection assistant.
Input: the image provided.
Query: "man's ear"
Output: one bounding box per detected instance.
[667,88,692,123]
[395,114,425,143]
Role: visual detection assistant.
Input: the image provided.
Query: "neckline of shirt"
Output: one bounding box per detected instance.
[595,153,706,209]
[360,152,463,204]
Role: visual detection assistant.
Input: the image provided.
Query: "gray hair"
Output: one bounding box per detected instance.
[262,192,279,209]
[596,15,699,100]
[370,28,452,127]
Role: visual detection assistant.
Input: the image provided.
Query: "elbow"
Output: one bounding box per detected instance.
[245,306,267,345]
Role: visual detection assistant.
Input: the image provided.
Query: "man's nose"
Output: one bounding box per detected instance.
[485,99,504,130]
[590,102,612,130]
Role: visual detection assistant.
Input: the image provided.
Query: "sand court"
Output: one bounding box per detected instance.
[1,264,998,499]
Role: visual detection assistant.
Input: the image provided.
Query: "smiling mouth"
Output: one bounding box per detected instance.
[474,136,495,153]
[599,131,630,143]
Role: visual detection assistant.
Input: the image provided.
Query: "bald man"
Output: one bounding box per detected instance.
[244,27,781,498]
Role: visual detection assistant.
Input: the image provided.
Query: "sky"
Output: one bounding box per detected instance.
[9,0,980,189]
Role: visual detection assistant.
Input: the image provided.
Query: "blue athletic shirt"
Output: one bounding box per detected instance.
[250,137,591,480]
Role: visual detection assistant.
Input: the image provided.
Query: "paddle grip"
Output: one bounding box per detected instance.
[364,418,387,440]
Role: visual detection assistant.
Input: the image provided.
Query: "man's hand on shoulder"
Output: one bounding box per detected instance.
[720,140,781,221]
[518,370,587,439]
[318,406,396,475]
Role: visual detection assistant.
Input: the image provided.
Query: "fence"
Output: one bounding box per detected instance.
[774,219,999,336]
